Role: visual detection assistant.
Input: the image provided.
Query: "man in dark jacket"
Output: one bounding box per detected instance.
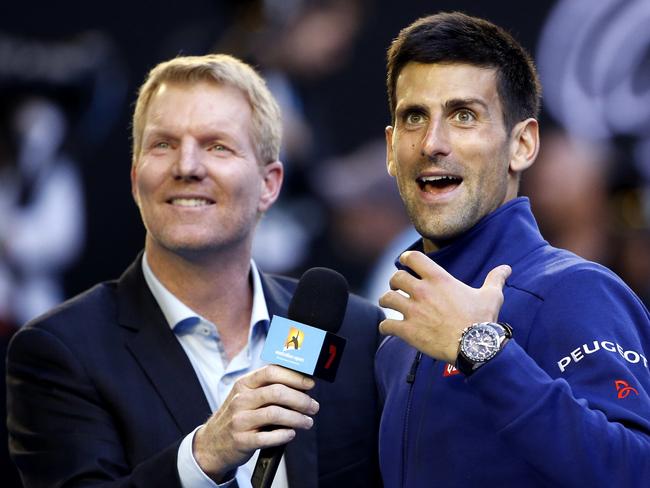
[7,53,382,488]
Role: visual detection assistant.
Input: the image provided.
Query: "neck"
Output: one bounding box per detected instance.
[145,241,254,360]
[422,237,446,254]
[422,191,521,254]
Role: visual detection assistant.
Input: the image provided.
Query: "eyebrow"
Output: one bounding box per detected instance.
[444,97,489,112]
[141,127,177,141]
[142,127,231,143]
[395,103,429,118]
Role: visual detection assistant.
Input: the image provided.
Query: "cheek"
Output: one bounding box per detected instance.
[394,139,418,170]
[135,165,167,201]
[223,167,262,202]
[135,173,156,198]
[462,136,505,169]
[472,145,511,192]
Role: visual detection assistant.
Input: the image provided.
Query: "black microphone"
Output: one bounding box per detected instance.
[251,267,349,488]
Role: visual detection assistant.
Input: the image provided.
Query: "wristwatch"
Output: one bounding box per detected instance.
[455,322,512,376]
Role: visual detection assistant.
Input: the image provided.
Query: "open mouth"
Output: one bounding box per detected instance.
[417,175,462,193]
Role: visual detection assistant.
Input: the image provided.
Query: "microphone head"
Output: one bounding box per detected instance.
[288,267,349,334]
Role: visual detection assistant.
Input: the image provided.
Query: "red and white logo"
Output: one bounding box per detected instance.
[615,379,639,399]
[443,363,460,377]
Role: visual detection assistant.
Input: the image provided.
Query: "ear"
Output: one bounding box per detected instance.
[509,118,539,174]
[258,161,284,213]
[130,163,140,206]
[385,125,396,177]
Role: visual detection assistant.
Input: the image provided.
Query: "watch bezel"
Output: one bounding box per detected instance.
[459,323,501,362]
[456,322,513,376]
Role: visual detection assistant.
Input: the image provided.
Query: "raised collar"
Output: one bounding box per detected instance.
[396,197,547,286]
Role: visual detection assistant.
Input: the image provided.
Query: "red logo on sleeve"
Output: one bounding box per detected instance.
[443,363,460,377]
[615,380,639,399]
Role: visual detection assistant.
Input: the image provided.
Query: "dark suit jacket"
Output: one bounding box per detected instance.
[6,256,383,487]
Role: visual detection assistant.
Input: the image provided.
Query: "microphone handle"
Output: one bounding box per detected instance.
[251,443,285,488]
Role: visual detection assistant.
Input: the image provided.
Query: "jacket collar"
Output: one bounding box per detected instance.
[397,197,547,286]
[116,253,212,434]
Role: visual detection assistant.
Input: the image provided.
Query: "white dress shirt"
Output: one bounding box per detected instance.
[142,255,289,488]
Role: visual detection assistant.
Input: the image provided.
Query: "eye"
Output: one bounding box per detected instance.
[405,112,425,125]
[148,140,172,153]
[207,143,229,153]
[453,109,476,123]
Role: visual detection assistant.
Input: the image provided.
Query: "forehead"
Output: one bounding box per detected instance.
[395,62,501,110]
[143,80,252,131]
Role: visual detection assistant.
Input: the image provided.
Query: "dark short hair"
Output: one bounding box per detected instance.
[386,12,541,131]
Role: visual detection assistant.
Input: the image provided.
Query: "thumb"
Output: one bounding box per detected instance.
[483,265,511,292]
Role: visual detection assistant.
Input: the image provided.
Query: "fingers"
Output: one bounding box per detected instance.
[398,251,447,280]
[254,428,297,448]
[226,365,319,428]
[483,265,511,291]
[378,318,407,338]
[233,404,315,433]
[230,382,319,415]
[379,289,410,314]
[388,269,418,293]
[192,366,320,477]
[239,364,315,391]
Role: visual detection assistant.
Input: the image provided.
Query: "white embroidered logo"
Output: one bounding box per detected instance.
[557,340,648,372]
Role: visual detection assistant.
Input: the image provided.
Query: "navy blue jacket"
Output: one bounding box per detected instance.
[376,198,650,487]
[7,255,383,488]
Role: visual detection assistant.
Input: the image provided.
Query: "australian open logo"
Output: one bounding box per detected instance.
[284,327,304,351]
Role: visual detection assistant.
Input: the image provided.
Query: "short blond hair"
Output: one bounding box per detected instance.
[132,54,282,165]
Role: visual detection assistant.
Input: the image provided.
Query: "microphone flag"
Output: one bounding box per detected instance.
[261,315,346,382]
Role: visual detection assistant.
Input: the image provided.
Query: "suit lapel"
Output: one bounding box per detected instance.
[261,273,319,488]
[117,255,212,434]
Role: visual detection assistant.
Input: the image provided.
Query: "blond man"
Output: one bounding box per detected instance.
[7,54,382,488]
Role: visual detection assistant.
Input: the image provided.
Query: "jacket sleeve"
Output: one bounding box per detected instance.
[470,268,650,487]
[6,326,184,488]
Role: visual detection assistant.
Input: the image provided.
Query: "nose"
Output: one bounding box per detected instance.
[421,118,452,161]
[172,138,206,181]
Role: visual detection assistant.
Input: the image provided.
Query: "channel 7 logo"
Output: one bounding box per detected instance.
[313,332,346,382]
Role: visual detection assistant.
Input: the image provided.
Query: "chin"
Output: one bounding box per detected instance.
[151,233,213,254]
[415,219,473,246]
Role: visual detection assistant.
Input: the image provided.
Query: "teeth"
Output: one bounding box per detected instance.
[419,175,459,182]
[171,198,212,207]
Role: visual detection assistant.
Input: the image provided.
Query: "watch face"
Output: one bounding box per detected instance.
[460,324,500,362]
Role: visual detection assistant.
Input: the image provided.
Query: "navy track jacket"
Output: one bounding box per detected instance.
[376,197,650,487]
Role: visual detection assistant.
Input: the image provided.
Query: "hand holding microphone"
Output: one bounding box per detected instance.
[192,365,319,483]
[192,268,349,485]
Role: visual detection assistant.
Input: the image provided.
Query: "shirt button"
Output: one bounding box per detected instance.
[223,376,233,385]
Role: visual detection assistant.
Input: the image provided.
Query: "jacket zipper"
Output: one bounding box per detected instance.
[402,350,422,488]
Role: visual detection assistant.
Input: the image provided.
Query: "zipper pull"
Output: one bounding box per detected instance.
[406,351,422,384]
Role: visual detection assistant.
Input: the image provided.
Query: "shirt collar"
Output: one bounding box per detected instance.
[142,254,270,336]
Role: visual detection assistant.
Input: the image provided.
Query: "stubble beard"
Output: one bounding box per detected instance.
[144,207,259,264]
[404,191,483,249]
[396,157,482,248]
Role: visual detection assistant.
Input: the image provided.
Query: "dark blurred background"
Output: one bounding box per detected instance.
[2,0,649,485]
